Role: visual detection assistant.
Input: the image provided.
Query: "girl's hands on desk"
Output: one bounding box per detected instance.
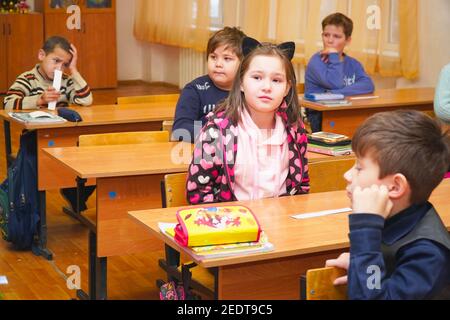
[326,252,349,285]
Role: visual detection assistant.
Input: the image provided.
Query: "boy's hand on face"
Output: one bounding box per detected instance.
[352,184,393,219]
[69,44,78,74]
[320,47,339,63]
[37,87,60,106]
[325,252,349,285]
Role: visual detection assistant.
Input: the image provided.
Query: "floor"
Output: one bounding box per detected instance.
[0,81,194,300]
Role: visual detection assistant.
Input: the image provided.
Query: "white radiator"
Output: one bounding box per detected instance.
[179,48,207,89]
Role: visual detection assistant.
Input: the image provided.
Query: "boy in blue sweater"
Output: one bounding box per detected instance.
[305,13,374,132]
[326,110,450,299]
[172,27,246,142]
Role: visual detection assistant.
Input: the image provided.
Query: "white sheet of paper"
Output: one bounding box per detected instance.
[48,69,63,110]
[291,207,352,220]
[0,275,8,285]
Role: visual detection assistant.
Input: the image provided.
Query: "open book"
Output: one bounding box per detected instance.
[9,111,67,124]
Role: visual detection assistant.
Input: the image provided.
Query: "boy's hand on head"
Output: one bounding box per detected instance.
[37,87,60,106]
[325,252,349,286]
[352,184,393,219]
[69,44,78,74]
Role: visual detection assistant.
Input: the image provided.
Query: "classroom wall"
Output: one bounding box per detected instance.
[116,0,143,81]
[396,0,450,88]
[115,0,450,87]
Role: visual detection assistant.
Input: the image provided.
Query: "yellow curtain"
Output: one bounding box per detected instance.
[256,0,418,79]
[398,0,419,79]
[133,0,419,79]
[240,0,271,42]
[134,0,211,51]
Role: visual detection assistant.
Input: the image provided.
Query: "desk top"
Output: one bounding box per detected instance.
[0,102,176,130]
[43,141,192,178]
[43,141,351,179]
[129,179,450,268]
[300,87,434,112]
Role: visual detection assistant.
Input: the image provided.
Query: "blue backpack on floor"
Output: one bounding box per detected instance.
[0,130,40,250]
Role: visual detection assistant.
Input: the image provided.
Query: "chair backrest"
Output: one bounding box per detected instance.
[78,131,169,147]
[300,267,347,300]
[161,172,188,208]
[308,157,354,193]
[297,83,305,94]
[117,93,180,104]
[162,120,174,140]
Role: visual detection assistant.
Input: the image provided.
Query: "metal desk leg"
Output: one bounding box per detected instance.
[3,120,13,168]
[77,231,107,300]
[31,191,53,260]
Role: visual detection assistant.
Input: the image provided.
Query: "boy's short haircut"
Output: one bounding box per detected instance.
[352,110,450,204]
[322,12,353,38]
[206,27,246,59]
[42,36,72,55]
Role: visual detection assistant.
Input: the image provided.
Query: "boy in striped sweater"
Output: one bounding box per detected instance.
[3,36,92,110]
[3,36,94,212]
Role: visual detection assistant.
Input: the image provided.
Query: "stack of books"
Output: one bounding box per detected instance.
[159,205,274,260]
[304,93,352,107]
[307,131,352,156]
[159,222,273,260]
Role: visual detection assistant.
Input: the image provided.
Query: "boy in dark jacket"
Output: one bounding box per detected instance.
[326,110,450,299]
[172,27,246,142]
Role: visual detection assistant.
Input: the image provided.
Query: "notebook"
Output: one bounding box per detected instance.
[308,131,351,145]
[304,93,345,101]
[9,111,67,124]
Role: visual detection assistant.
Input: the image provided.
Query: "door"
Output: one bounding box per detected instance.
[78,12,117,88]
[44,12,81,48]
[1,15,9,92]
[7,14,44,87]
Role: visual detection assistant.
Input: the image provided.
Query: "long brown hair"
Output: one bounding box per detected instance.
[215,43,300,126]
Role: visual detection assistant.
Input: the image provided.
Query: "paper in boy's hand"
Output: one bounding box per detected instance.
[48,69,62,110]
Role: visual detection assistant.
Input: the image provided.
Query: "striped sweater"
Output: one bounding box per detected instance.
[3,64,93,110]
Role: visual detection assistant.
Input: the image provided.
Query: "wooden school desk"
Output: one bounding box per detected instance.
[43,140,352,299]
[301,87,435,137]
[0,102,176,259]
[129,179,450,300]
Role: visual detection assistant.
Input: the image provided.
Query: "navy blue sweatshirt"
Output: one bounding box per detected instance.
[172,75,229,142]
[348,203,450,299]
[305,52,374,96]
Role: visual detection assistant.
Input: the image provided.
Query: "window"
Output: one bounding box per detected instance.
[192,0,224,30]
[210,0,224,29]
[389,0,399,44]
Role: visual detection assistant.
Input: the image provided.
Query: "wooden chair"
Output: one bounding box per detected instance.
[297,82,305,94]
[308,156,354,193]
[300,267,347,300]
[162,120,174,141]
[78,130,169,146]
[160,172,188,208]
[158,172,217,299]
[116,93,180,104]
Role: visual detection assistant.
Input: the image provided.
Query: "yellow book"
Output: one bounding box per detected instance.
[174,205,261,247]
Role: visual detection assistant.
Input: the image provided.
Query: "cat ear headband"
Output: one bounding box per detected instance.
[242,36,296,60]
